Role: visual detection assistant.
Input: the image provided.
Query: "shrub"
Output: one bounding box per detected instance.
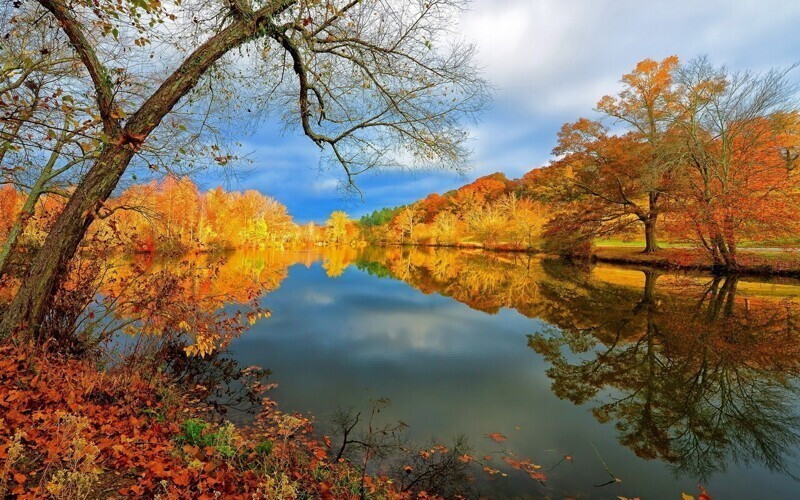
[177,419,238,458]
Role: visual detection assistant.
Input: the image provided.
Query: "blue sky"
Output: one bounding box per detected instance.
[198,0,800,223]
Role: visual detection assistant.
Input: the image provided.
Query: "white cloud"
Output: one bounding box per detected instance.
[303,291,335,305]
[312,178,339,193]
[460,0,800,116]
[444,0,800,187]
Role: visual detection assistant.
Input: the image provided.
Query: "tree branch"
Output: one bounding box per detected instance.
[36,0,121,136]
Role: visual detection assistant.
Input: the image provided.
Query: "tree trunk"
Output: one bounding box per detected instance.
[708,238,724,267]
[716,236,737,270]
[0,146,133,338]
[643,217,659,253]
[725,235,738,270]
[642,192,659,253]
[710,233,738,270]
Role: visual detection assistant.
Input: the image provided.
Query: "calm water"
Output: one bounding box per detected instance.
[171,247,800,498]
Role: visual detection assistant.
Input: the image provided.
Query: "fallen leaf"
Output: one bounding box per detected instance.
[485,432,507,442]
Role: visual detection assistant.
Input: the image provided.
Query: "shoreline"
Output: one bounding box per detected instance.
[591,246,800,279]
[377,242,800,278]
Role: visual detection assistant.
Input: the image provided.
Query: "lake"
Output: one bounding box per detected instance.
[134,246,800,498]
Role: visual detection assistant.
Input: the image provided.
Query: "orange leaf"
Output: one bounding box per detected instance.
[173,471,190,486]
[485,432,507,442]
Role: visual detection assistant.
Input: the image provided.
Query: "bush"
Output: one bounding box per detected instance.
[254,440,273,456]
[177,419,237,458]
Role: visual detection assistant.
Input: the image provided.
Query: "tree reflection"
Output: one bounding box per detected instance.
[530,267,800,480]
[0,246,363,353]
[359,246,546,315]
[361,246,800,481]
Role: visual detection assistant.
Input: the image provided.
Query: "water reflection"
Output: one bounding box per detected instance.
[529,266,800,480]
[352,247,800,483]
[31,245,800,495]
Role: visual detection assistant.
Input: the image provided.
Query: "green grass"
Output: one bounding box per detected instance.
[254,440,273,456]
[176,418,237,458]
[595,238,800,249]
[593,239,686,249]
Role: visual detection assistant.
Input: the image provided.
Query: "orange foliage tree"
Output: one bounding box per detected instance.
[665,58,800,267]
[550,57,680,253]
[93,177,298,254]
[0,186,22,241]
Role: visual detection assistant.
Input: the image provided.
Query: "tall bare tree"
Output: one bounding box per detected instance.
[1,0,487,337]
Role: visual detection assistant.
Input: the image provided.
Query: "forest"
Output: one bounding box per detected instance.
[2,0,800,498]
[1,176,358,258]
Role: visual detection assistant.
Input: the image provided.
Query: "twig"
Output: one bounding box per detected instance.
[547,451,573,472]
[591,442,620,487]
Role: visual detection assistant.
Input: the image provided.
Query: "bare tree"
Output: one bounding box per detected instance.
[0,4,95,277]
[670,57,799,268]
[1,0,488,338]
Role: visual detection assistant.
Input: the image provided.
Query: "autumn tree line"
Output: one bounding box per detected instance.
[1,0,798,344]
[360,56,800,270]
[359,173,547,249]
[0,176,361,258]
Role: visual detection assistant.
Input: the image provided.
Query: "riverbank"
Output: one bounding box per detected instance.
[0,343,400,499]
[380,241,800,277]
[592,246,800,277]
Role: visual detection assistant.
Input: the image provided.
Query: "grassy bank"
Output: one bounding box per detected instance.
[593,246,800,277]
[384,241,541,253]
